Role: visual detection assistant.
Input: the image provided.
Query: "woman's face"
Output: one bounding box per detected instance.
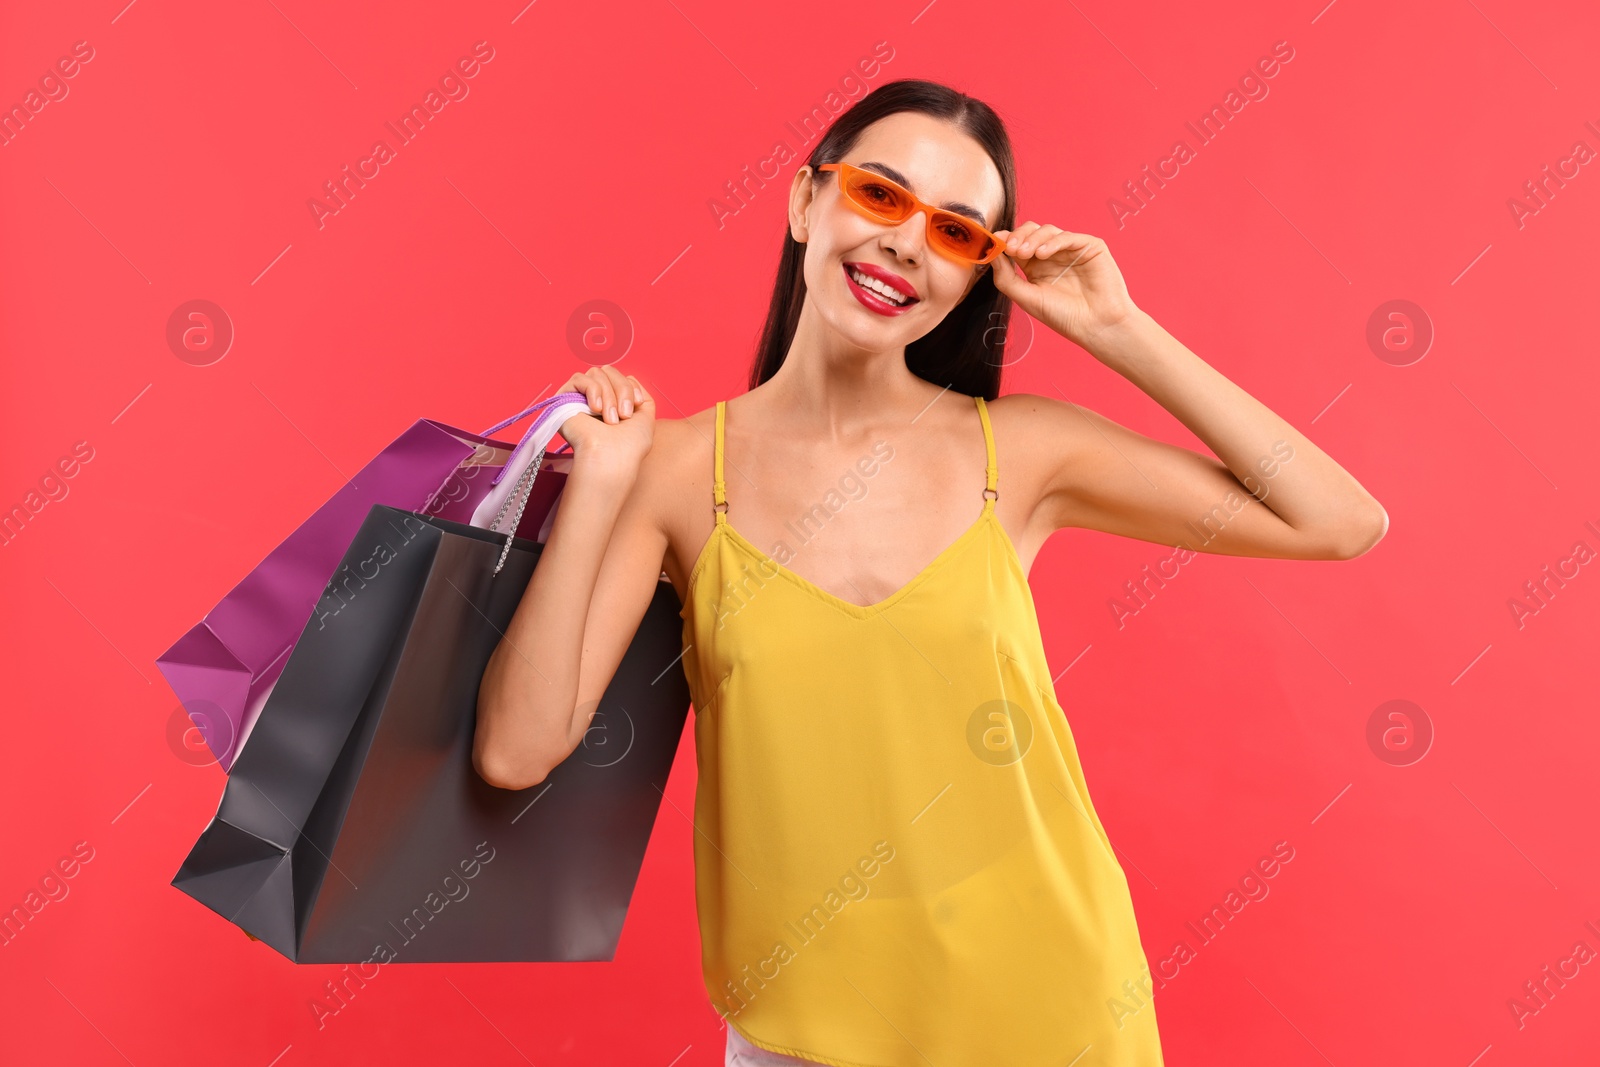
[790,111,1006,352]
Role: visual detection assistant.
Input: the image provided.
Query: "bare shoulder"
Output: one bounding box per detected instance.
[635,403,720,588]
[980,390,1142,550]
[984,390,1098,434]
[981,391,1103,484]
[638,403,717,488]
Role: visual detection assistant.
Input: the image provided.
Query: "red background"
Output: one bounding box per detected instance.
[3,0,1598,1063]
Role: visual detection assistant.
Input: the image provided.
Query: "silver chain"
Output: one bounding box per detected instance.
[489,447,545,576]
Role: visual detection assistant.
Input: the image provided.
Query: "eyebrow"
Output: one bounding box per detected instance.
[857,161,993,229]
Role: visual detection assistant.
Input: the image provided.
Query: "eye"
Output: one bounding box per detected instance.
[939,220,977,244]
[859,182,896,204]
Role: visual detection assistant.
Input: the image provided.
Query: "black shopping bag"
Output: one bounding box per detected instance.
[170,504,691,963]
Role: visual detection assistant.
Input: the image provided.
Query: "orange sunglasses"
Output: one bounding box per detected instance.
[817,162,1006,266]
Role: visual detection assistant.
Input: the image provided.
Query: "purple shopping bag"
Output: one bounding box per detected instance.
[157,394,590,770]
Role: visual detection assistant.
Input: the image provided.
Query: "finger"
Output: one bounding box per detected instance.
[598,372,620,423]
[560,371,598,412]
[1024,226,1064,254]
[573,371,605,415]
[1011,220,1036,254]
[1006,221,1043,257]
[1034,232,1081,259]
[604,366,634,418]
[592,366,621,419]
[1045,232,1101,276]
[606,367,640,418]
[992,251,1027,291]
[580,368,614,423]
[1015,222,1063,258]
[632,382,656,417]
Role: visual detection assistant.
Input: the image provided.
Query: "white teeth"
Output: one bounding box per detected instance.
[849,268,911,305]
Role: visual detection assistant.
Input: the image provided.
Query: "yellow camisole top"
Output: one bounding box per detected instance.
[679,394,1165,1067]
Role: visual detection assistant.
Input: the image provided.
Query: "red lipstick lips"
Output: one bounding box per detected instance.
[842,261,919,316]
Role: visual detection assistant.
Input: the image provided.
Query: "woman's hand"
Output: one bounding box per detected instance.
[555,367,655,475]
[989,223,1139,350]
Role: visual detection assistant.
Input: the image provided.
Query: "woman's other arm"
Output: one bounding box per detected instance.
[473,368,667,789]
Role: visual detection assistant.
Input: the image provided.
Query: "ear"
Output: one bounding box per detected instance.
[788,166,818,244]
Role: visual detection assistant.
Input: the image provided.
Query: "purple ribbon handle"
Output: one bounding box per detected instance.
[481,391,588,487]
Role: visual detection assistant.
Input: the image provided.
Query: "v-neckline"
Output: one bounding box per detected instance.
[714,500,998,619]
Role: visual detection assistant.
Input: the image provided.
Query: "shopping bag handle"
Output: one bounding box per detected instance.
[481,391,590,489]
[485,450,544,575]
[472,392,594,575]
[479,391,587,438]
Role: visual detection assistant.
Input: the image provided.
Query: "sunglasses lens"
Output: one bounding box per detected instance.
[842,170,915,221]
[931,213,994,263]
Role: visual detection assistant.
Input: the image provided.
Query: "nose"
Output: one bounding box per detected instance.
[881,210,927,265]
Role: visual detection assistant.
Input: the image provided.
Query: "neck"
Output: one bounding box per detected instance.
[756,298,945,438]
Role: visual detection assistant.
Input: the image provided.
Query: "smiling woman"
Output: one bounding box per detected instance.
[475,75,1386,1067]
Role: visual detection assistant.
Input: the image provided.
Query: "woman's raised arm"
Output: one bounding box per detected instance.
[991,224,1387,560]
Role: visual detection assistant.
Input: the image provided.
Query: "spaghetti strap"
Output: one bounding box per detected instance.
[712,400,728,524]
[974,395,998,501]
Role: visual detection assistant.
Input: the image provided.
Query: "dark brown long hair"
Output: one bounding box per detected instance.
[747,79,1019,401]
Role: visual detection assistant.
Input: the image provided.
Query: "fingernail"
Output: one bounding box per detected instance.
[622,399,633,415]
[607,406,617,422]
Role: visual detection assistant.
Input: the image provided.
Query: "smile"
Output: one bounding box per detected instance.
[842,262,919,316]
